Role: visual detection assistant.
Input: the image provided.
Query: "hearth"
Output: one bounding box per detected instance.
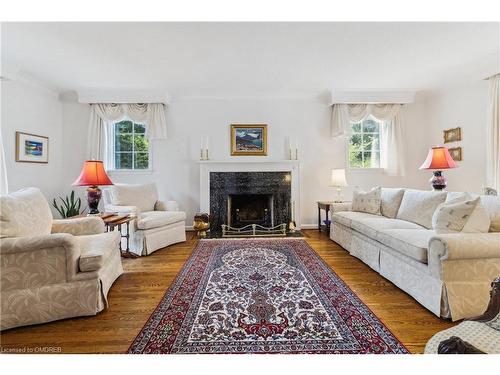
[228,193,273,227]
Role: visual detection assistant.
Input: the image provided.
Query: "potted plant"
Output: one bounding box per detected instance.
[52,190,86,218]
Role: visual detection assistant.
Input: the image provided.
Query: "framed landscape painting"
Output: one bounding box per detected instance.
[16,131,49,163]
[230,124,267,156]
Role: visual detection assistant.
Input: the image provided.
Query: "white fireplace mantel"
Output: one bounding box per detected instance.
[198,160,301,229]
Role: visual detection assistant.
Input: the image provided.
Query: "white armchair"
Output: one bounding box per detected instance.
[0,188,123,330]
[102,183,186,256]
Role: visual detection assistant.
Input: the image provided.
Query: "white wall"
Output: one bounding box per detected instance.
[61,95,431,226]
[426,81,489,193]
[1,79,64,214]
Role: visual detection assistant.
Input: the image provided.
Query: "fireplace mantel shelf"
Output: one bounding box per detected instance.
[197,159,299,164]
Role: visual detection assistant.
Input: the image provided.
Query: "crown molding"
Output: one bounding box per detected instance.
[1,66,60,96]
[329,90,416,104]
[77,90,171,105]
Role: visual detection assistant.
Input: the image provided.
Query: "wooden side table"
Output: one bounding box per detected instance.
[102,214,137,258]
[317,201,351,234]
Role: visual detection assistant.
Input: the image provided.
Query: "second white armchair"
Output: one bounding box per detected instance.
[102,183,186,256]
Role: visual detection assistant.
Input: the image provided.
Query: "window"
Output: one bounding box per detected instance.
[348,116,382,169]
[111,120,150,170]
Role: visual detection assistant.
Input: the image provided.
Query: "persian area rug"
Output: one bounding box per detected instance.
[128,239,408,354]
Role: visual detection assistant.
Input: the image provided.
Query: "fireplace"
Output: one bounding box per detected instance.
[228,194,274,227]
[209,171,291,233]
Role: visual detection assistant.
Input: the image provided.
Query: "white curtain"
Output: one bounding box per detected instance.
[87,103,167,161]
[0,126,8,194]
[487,74,500,190]
[331,103,406,176]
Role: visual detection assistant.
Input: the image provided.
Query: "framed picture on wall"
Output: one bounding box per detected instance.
[230,124,268,156]
[443,127,462,143]
[448,146,462,161]
[15,131,49,163]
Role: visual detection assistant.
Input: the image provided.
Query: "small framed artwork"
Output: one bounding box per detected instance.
[230,124,267,156]
[15,131,49,163]
[443,127,462,143]
[449,147,462,161]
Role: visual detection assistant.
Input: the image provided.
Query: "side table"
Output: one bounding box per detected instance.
[317,201,351,234]
[102,214,137,258]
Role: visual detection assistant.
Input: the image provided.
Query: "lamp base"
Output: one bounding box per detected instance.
[430,171,447,191]
[86,185,102,215]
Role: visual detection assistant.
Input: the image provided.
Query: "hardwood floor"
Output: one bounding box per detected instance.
[0,230,455,354]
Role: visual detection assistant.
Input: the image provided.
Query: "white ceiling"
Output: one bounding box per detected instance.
[2,22,499,98]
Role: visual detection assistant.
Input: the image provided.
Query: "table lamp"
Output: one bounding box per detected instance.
[330,169,348,202]
[419,146,457,190]
[73,160,113,215]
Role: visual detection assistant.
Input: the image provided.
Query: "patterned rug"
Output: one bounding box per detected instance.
[128,239,408,354]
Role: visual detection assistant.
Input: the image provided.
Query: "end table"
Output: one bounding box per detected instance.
[317,201,351,234]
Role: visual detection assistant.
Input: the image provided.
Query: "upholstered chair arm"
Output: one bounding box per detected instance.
[104,204,140,216]
[0,234,82,292]
[428,233,500,277]
[155,200,179,211]
[52,217,105,236]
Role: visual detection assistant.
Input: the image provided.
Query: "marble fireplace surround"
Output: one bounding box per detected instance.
[199,160,301,231]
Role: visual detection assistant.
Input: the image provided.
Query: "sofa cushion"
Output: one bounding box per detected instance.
[432,196,480,233]
[479,195,500,232]
[352,187,382,215]
[77,232,118,272]
[351,217,425,239]
[377,229,437,263]
[0,187,53,238]
[396,189,447,229]
[380,188,405,219]
[445,192,491,233]
[331,211,384,228]
[137,211,187,230]
[110,183,158,212]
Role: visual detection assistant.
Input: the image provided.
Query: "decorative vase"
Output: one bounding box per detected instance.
[430,171,447,191]
[87,185,102,215]
[193,213,210,237]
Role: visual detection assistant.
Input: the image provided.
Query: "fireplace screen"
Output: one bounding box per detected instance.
[227,194,274,227]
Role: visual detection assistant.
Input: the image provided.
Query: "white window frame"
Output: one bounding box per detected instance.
[347,115,384,171]
[106,119,153,173]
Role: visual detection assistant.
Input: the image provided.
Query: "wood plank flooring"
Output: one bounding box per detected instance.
[0,230,455,354]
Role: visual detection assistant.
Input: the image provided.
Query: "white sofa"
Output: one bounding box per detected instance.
[103,183,186,256]
[330,188,500,321]
[0,188,123,330]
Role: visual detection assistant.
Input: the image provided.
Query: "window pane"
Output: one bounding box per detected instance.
[349,151,363,168]
[134,123,146,133]
[115,153,132,169]
[115,133,133,151]
[134,153,149,169]
[363,151,380,168]
[351,122,362,133]
[134,134,149,152]
[116,120,133,133]
[362,133,380,151]
[349,133,362,151]
[362,119,379,133]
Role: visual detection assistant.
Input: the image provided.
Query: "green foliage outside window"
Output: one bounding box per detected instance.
[114,120,149,170]
[348,118,381,168]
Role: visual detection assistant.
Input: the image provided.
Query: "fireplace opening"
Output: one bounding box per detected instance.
[227,194,274,227]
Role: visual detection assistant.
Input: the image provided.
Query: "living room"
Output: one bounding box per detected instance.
[1,0,499,372]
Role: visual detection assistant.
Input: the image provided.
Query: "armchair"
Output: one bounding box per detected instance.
[0,187,123,330]
[102,183,186,256]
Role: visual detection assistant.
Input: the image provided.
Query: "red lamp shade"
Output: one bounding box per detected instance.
[72,160,113,186]
[419,147,457,170]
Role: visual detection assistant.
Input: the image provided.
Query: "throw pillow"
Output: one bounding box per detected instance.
[111,183,158,212]
[352,187,382,215]
[445,192,491,233]
[396,189,447,229]
[380,188,405,219]
[432,196,480,233]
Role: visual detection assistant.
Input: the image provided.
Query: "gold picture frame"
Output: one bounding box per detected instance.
[15,131,49,163]
[230,124,268,156]
[449,147,462,161]
[443,127,462,143]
